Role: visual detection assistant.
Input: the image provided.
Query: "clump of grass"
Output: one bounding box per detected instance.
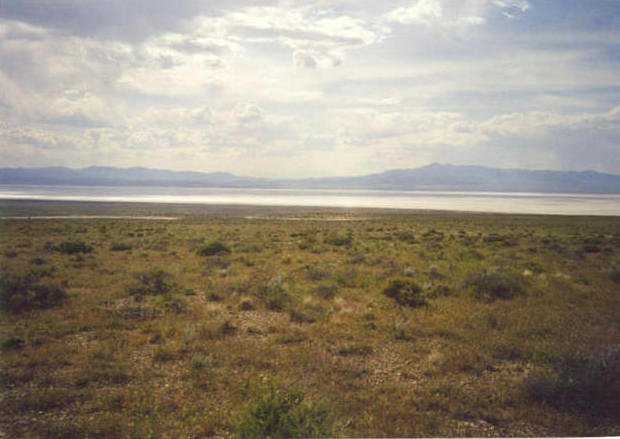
[196,241,231,256]
[383,278,428,308]
[153,346,176,362]
[483,233,506,243]
[239,298,255,311]
[463,269,526,302]
[110,242,132,251]
[235,383,332,439]
[75,358,130,387]
[203,256,232,271]
[1,336,25,351]
[199,319,237,339]
[526,347,620,415]
[392,317,412,341]
[0,273,67,314]
[150,294,186,313]
[337,343,373,356]
[115,304,155,320]
[314,283,339,300]
[126,268,176,298]
[54,240,93,254]
[324,231,353,247]
[306,266,330,281]
[191,355,212,370]
[260,275,291,311]
[30,257,47,265]
[395,231,415,243]
[12,387,74,412]
[298,234,317,250]
[289,302,326,324]
[427,284,454,298]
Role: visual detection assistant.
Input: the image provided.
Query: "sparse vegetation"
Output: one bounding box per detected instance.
[235,384,332,439]
[464,269,527,301]
[126,268,176,298]
[383,278,427,307]
[526,347,620,415]
[260,274,291,311]
[54,240,93,254]
[196,240,231,256]
[2,201,620,437]
[110,242,132,251]
[0,272,67,314]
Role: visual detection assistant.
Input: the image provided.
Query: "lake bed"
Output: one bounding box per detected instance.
[1,185,619,216]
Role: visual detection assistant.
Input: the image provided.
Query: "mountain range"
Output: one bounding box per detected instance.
[1,164,619,194]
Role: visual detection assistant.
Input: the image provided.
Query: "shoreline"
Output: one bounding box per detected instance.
[1,198,619,219]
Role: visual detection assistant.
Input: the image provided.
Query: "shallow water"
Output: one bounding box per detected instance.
[1,185,620,216]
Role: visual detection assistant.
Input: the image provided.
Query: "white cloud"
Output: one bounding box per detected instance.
[386,0,443,25]
[386,0,530,27]
[209,6,389,68]
[458,16,486,26]
[492,0,531,13]
[1,2,620,176]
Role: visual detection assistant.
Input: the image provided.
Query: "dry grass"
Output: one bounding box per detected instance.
[1,201,620,437]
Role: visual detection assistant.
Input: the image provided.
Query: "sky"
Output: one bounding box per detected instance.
[1,0,619,178]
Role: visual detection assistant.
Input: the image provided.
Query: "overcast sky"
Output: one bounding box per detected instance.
[1,0,619,177]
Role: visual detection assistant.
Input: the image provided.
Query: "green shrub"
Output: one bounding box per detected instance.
[54,240,93,254]
[324,231,353,246]
[581,245,601,253]
[0,273,67,314]
[75,360,130,387]
[115,304,155,320]
[337,343,373,356]
[314,283,339,300]
[526,348,620,415]
[153,347,176,362]
[110,242,132,251]
[30,257,47,265]
[1,336,25,351]
[428,285,454,298]
[383,278,428,308]
[395,231,416,243]
[306,266,330,281]
[203,257,232,270]
[463,269,526,301]
[199,319,237,339]
[260,275,291,311]
[289,302,326,324]
[196,241,231,256]
[126,269,176,298]
[483,233,505,243]
[239,298,255,311]
[191,355,212,370]
[150,294,186,313]
[235,385,331,439]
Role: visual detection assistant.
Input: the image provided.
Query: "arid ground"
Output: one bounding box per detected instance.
[1,200,619,438]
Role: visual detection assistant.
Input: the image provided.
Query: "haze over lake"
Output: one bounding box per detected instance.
[1,185,619,216]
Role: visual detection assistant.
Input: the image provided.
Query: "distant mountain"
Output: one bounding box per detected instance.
[1,164,619,194]
[0,166,269,188]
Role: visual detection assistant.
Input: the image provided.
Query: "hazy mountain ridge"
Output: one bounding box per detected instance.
[1,164,619,194]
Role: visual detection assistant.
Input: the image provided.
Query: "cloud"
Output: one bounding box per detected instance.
[385,0,444,25]
[492,0,530,13]
[385,0,488,28]
[385,0,531,27]
[208,6,389,68]
[1,1,620,176]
